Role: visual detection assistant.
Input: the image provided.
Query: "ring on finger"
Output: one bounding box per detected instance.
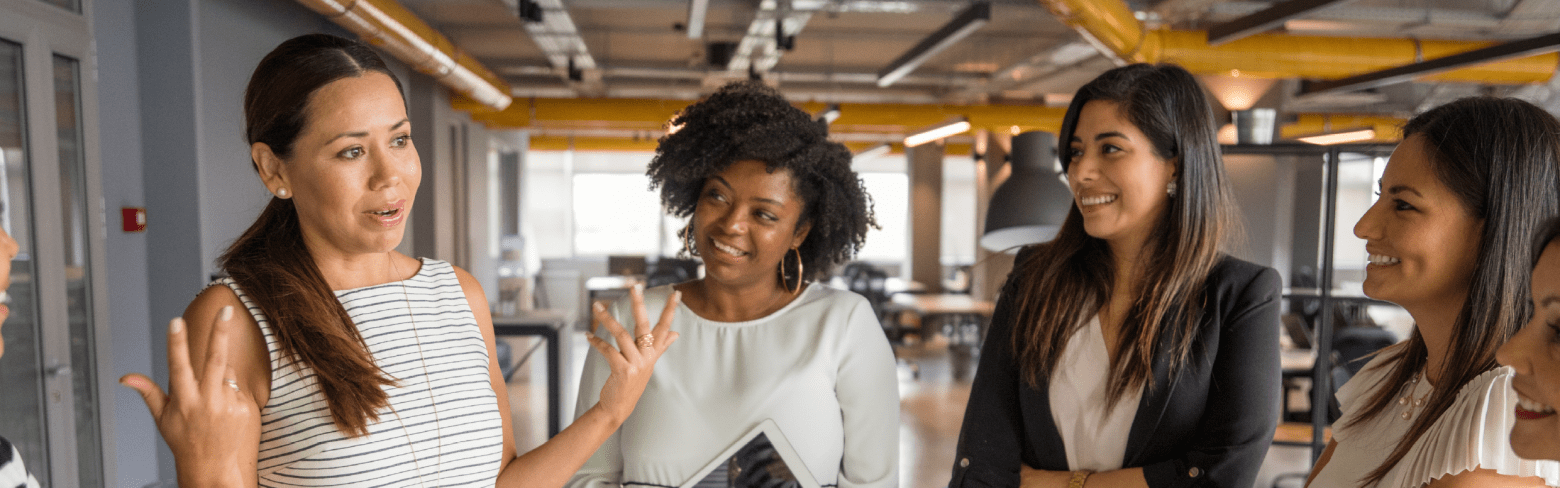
[635,333,655,349]
[224,378,241,392]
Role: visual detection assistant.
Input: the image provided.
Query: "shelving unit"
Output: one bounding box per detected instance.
[1222,142,1397,461]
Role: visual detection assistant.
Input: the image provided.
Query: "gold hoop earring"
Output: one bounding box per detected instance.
[681,224,699,257]
[787,247,803,295]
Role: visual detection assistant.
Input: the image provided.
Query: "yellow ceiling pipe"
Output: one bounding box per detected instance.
[456,96,1067,137]
[528,136,976,156]
[297,0,513,110]
[1037,0,1556,84]
[1280,113,1405,143]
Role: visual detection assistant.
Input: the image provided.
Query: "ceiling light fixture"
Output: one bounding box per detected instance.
[816,104,841,124]
[686,0,709,39]
[982,131,1071,251]
[876,1,990,87]
[854,143,891,160]
[1297,128,1375,145]
[905,118,971,147]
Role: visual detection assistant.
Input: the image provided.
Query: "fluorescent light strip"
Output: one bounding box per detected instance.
[687,0,709,39]
[877,2,990,87]
[905,120,971,147]
[854,143,892,160]
[1297,128,1375,145]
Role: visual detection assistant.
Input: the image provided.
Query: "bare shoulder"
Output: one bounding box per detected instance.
[182,281,271,404]
[1425,468,1549,487]
[184,283,255,333]
[446,263,487,297]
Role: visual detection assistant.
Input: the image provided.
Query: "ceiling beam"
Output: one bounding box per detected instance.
[1206,0,1353,46]
[876,1,990,87]
[1300,31,1560,96]
[727,1,812,73]
[520,0,598,86]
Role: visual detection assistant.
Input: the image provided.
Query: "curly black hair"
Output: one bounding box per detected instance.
[647,81,876,282]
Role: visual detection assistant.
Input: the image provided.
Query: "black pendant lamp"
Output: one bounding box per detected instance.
[980,131,1072,252]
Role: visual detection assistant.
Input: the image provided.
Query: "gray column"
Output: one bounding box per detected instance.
[136,0,203,477]
[908,143,944,293]
[972,132,1014,301]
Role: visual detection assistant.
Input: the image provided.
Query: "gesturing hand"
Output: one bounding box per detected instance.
[587,285,681,423]
[120,306,261,486]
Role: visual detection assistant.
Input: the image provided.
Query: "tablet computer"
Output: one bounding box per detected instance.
[678,418,822,488]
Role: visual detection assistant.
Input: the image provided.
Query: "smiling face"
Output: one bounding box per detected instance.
[1065,100,1178,252]
[692,160,810,290]
[1500,240,1560,460]
[1352,135,1484,314]
[253,72,420,259]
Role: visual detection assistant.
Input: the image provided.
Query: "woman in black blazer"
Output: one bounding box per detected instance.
[949,63,1281,488]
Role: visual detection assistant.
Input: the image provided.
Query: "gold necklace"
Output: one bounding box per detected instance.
[385,254,446,486]
[1398,372,1431,420]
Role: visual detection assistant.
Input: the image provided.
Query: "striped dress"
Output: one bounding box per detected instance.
[223,258,504,487]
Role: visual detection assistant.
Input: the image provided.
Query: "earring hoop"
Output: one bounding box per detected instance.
[681,224,699,257]
[784,247,803,295]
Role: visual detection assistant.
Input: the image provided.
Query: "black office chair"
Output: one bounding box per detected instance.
[647,257,699,288]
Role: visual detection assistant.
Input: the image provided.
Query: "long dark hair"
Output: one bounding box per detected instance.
[221,33,407,437]
[1349,96,1560,486]
[1008,63,1235,407]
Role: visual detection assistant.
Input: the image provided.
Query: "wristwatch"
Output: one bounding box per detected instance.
[1068,470,1092,488]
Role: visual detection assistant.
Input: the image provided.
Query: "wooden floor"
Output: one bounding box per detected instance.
[503,331,1316,488]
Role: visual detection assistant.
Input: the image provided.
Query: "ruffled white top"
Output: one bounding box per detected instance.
[1310,348,1560,487]
[1048,315,1142,471]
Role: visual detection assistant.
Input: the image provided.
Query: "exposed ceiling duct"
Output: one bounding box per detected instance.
[521,0,599,88]
[1205,0,1352,46]
[877,1,991,87]
[727,0,812,73]
[1301,32,1560,96]
[1034,0,1558,84]
[295,0,513,110]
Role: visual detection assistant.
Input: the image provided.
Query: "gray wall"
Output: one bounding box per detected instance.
[1225,154,1296,286]
[92,0,156,484]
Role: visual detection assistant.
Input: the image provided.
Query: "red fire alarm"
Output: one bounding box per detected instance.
[121,207,146,232]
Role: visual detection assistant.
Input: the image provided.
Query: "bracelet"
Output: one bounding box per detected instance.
[1068,470,1093,488]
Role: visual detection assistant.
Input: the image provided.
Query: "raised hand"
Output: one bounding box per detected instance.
[120,306,261,486]
[586,284,681,423]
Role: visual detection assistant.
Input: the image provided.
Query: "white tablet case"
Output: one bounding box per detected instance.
[677,418,823,488]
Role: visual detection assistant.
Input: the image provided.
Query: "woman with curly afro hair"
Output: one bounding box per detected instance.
[567,81,899,487]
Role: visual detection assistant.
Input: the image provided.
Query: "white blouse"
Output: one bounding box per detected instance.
[1048,315,1143,471]
[566,284,900,488]
[1310,349,1560,487]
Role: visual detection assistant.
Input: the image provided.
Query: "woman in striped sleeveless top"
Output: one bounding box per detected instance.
[119,34,681,487]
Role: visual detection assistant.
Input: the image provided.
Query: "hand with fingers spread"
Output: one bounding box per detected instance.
[585,284,681,423]
[119,306,261,487]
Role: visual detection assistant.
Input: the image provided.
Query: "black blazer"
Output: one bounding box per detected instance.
[948,250,1282,488]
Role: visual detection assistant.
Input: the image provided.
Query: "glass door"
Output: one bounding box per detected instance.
[0,1,109,485]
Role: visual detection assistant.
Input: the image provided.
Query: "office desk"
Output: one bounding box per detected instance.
[586,276,641,313]
[892,294,995,378]
[492,309,571,437]
[1280,347,1317,422]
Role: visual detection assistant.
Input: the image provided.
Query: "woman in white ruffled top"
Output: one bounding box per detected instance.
[1306,97,1560,487]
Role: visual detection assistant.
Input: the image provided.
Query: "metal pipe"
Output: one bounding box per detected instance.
[295,0,513,110]
[1035,0,1556,84]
